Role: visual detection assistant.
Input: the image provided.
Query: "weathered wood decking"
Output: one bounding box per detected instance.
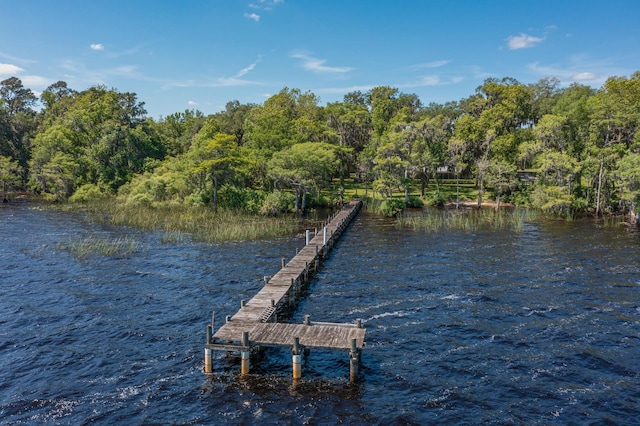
[204,200,364,380]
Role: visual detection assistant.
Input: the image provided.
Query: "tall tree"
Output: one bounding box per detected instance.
[0,77,38,183]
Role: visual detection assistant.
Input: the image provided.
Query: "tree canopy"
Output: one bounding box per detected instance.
[2,71,640,220]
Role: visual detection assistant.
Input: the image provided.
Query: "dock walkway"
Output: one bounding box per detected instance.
[204,200,364,381]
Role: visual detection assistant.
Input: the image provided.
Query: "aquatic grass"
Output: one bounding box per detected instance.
[56,199,299,243]
[58,235,139,259]
[397,208,538,233]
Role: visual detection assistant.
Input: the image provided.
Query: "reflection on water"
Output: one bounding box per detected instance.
[1,204,639,424]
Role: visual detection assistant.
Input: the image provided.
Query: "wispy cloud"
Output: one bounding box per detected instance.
[290,51,353,74]
[188,100,198,106]
[314,85,376,95]
[506,33,545,50]
[0,52,36,65]
[249,0,284,11]
[234,57,261,78]
[90,43,105,51]
[244,13,260,22]
[398,74,464,89]
[407,60,450,70]
[527,61,609,85]
[0,62,25,76]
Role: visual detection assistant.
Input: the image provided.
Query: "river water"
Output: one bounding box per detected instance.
[1,203,638,425]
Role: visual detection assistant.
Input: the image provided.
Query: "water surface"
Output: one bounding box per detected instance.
[1,204,638,424]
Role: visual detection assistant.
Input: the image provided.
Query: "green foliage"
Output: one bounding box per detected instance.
[4,71,640,228]
[379,198,406,217]
[406,195,424,208]
[68,184,109,203]
[260,190,295,216]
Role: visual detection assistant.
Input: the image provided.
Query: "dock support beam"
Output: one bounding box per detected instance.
[305,229,311,245]
[240,331,250,376]
[292,337,302,380]
[349,338,359,382]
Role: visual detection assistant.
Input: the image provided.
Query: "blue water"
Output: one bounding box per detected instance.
[1,204,639,425]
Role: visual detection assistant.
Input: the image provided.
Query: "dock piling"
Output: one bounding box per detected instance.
[292,337,302,380]
[349,338,359,382]
[204,325,213,373]
[240,331,251,375]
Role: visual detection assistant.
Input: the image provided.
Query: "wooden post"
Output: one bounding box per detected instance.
[241,300,246,307]
[292,337,302,380]
[349,338,359,382]
[204,325,213,373]
[281,257,286,268]
[323,226,327,245]
[305,229,310,245]
[304,314,311,325]
[241,331,250,376]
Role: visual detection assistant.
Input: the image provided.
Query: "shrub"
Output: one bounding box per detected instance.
[69,184,109,203]
[380,198,405,217]
[406,195,424,208]
[260,190,295,216]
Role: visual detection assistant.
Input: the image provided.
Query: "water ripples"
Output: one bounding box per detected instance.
[1,206,639,424]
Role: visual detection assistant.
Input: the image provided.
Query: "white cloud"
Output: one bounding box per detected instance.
[90,43,105,51]
[188,100,198,106]
[506,33,544,50]
[573,72,597,81]
[0,63,50,88]
[290,52,353,74]
[244,13,260,22]
[0,62,25,76]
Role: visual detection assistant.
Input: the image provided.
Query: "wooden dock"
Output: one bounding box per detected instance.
[204,200,364,381]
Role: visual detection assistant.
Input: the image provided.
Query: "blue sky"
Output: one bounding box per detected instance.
[1,0,639,119]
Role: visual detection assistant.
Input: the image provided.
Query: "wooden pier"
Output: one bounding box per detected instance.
[204,200,365,381]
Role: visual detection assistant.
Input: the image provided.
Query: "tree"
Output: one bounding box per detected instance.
[587,73,640,215]
[616,153,640,224]
[0,155,20,197]
[326,101,371,201]
[213,100,255,146]
[267,142,339,213]
[190,133,242,209]
[30,85,165,198]
[486,159,518,209]
[154,109,205,156]
[0,77,37,116]
[0,77,37,183]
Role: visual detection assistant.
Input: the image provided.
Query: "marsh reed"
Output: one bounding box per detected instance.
[59,200,299,243]
[397,208,537,233]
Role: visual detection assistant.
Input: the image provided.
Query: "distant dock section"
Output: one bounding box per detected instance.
[204,200,364,381]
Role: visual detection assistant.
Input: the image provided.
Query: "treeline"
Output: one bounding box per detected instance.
[1,73,639,220]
